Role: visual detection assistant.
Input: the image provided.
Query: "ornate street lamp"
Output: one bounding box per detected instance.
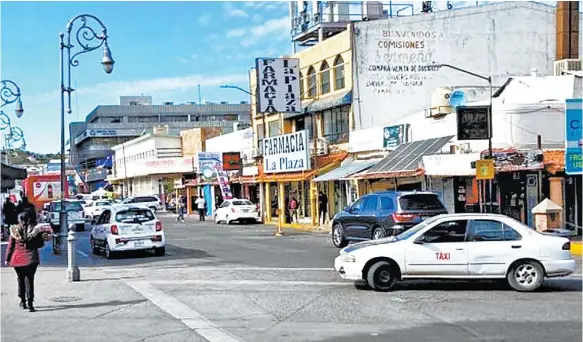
[58,14,114,281]
[1,79,24,118]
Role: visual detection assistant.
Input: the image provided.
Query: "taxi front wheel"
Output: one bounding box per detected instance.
[507,260,544,292]
[367,261,397,292]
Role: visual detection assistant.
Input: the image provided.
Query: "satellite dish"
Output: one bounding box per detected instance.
[449,90,466,108]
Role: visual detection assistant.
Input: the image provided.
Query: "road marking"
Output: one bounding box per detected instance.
[127,281,243,342]
[147,279,350,287]
[77,250,89,258]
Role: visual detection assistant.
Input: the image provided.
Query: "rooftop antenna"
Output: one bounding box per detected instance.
[198,84,202,105]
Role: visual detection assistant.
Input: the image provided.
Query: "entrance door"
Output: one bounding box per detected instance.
[405,219,469,276]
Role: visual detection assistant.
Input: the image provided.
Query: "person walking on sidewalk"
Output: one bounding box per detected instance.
[289,197,298,223]
[2,197,17,241]
[176,196,185,223]
[195,196,206,222]
[4,211,45,312]
[318,191,328,226]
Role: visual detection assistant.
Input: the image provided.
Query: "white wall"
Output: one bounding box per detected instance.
[206,128,254,162]
[352,2,556,131]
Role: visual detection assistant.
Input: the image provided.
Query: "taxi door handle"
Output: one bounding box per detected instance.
[511,245,522,249]
[455,248,464,251]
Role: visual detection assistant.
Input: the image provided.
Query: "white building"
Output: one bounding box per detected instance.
[110,133,197,197]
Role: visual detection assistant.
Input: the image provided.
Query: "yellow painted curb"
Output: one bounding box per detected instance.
[571,242,582,256]
[265,221,328,233]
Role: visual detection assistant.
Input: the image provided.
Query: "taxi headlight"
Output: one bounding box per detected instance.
[343,254,356,263]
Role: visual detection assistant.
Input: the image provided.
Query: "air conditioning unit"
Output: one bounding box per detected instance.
[316,138,329,156]
[554,59,582,76]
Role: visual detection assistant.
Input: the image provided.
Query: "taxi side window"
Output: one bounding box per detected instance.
[219,201,229,208]
[468,220,521,241]
[423,220,468,243]
[97,210,111,225]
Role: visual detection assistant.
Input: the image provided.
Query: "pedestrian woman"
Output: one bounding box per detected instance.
[4,211,45,312]
[176,196,185,223]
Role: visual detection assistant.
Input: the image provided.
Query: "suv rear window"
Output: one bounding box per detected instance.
[233,200,253,205]
[115,208,155,223]
[53,202,83,212]
[399,194,444,211]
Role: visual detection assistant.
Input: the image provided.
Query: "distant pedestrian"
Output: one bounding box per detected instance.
[289,197,298,223]
[195,196,206,222]
[4,212,45,312]
[318,191,328,226]
[3,198,17,240]
[176,196,185,222]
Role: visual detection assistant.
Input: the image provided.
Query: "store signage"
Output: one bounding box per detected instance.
[255,58,302,114]
[565,99,582,175]
[456,106,491,140]
[480,148,544,172]
[198,152,223,182]
[262,130,310,173]
[74,129,117,145]
[383,124,409,148]
[222,152,242,171]
[475,159,494,180]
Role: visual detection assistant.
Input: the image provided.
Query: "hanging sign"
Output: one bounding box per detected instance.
[475,159,494,180]
[262,130,310,173]
[565,99,582,175]
[456,106,491,140]
[255,58,302,114]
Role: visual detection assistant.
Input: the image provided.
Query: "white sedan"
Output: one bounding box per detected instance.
[84,200,113,221]
[90,205,165,259]
[214,199,260,224]
[334,213,576,292]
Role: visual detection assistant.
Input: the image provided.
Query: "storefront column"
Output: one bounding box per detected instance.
[278,182,285,227]
[258,183,265,222]
[310,181,318,226]
[265,183,272,222]
[549,177,564,225]
[186,186,192,215]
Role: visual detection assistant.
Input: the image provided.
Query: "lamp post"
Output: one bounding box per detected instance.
[59,14,114,282]
[1,79,24,118]
[1,80,25,163]
[433,63,493,212]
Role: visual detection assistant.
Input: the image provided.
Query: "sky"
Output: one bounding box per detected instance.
[1,1,292,154]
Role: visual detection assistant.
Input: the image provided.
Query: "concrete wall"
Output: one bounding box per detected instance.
[206,128,254,153]
[352,2,556,131]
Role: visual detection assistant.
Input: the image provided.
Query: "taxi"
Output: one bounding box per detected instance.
[334,213,576,292]
[90,204,165,259]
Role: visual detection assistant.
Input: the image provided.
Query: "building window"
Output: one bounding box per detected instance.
[299,72,304,99]
[334,55,345,90]
[322,105,349,144]
[268,120,281,137]
[160,115,188,122]
[294,115,313,140]
[256,124,265,147]
[307,66,317,98]
[129,116,158,123]
[320,62,330,95]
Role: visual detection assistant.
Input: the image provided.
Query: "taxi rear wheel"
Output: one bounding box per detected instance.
[367,261,397,292]
[90,237,100,255]
[507,260,544,292]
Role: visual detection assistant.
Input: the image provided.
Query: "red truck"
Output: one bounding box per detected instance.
[22,175,69,212]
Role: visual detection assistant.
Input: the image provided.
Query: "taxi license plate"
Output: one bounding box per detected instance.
[243,209,249,213]
[134,240,145,248]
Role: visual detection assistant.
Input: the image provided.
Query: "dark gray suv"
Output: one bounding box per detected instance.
[331,191,448,248]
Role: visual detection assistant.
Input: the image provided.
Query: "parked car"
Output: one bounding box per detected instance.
[121,196,163,212]
[334,213,576,292]
[90,205,165,259]
[84,200,113,222]
[331,191,447,248]
[47,200,86,231]
[214,199,260,224]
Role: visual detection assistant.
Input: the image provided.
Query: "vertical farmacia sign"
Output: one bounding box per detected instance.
[255,58,302,114]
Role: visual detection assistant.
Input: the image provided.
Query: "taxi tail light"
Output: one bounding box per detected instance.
[155,221,163,232]
[110,225,119,235]
[231,207,236,213]
[562,242,571,250]
[392,213,417,222]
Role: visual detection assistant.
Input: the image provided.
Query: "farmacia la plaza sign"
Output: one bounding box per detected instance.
[263,130,310,173]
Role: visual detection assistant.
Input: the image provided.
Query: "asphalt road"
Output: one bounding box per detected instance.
[2,213,582,342]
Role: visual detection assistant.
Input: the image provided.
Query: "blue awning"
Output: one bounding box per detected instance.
[313,159,378,182]
[285,90,352,119]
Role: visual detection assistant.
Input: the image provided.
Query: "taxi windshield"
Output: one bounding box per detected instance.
[115,208,155,223]
[395,216,442,241]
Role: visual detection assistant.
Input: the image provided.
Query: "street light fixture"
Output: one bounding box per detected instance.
[59,14,114,282]
[1,79,24,118]
[220,84,253,96]
[433,62,494,212]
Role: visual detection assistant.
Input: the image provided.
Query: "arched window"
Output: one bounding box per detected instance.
[299,72,304,99]
[307,66,317,98]
[333,55,345,90]
[320,61,330,95]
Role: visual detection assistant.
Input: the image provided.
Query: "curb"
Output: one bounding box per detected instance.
[265,222,331,234]
[571,242,582,256]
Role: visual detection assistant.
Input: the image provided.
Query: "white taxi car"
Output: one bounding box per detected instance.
[334,213,576,292]
[214,199,260,224]
[90,205,165,259]
[83,200,113,222]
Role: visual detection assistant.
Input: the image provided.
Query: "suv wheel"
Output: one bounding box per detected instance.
[372,226,385,240]
[332,223,348,248]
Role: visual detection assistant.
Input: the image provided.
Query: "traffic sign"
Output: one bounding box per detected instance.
[475,159,495,180]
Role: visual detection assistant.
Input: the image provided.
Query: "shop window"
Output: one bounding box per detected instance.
[320,62,330,95]
[307,66,317,98]
[322,106,349,144]
[333,55,345,90]
[294,116,314,140]
[256,124,265,141]
[268,120,281,137]
[299,72,304,99]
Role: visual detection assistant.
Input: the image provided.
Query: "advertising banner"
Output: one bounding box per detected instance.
[565,99,582,175]
[255,58,302,114]
[383,124,409,148]
[262,130,310,173]
[198,152,223,182]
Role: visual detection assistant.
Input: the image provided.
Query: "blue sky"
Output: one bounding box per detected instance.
[1,1,291,154]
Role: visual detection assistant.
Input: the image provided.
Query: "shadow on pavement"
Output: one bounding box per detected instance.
[35,299,147,312]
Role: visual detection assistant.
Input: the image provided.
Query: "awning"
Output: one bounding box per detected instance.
[313,159,378,182]
[423,153,481,177]
[285,90,352,120]
[361,136,454,179]
[1,163,27,191]
[543,149,565,175]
